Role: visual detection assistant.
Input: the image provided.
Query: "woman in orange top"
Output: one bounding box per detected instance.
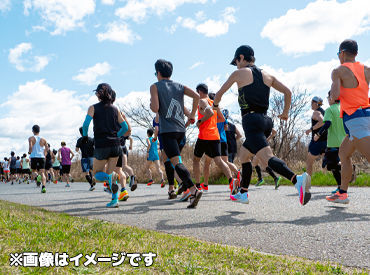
[328,39,370,204]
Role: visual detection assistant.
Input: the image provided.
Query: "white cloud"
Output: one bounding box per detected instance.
[101,0,115,5]
[97,22,141,44]
[0,80,91,157]
[73,62,112,86]
[176,7,236,37]
[8,42,51,72]
[261,0,370,55]
[0,0,11,12]
[115,0,207,23]
[23,0,95,35]
[189,61,204,70]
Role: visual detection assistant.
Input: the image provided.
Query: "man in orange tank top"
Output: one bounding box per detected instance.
[193,84,237,194]
[327,39,370,204]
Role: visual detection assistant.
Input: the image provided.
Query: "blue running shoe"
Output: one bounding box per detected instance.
[230,191,249,204]
[106,199,119,208]
[179,189,191,202]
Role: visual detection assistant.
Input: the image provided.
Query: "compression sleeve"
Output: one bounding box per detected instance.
[117,121,129,137]
[82,115,93,136]
[318,121,331,137]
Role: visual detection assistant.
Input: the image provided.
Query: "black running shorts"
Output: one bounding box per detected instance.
[94,146,122,160]
[62,165,71,174]
[242,113,273,155]
[221,142,228,157]
[322,147,340,170]
[159,132,186,159]
[194,139,221,158]
[30,158,46,171]
[10,168,17,175]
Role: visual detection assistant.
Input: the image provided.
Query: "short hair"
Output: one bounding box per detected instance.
[339,39,358,55]
[155,59,173,78]
[208,93,216,100]
[196,83,208,94]
[32,125,40,134]
[53,149,57,155]
[23,153,27,158]
[61,141,66,146]
[10,151,15,156]
[17,156,20,160]
[147,128,154,136]
[94,83,115,104]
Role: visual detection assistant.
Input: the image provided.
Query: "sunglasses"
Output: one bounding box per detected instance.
[154,72,157,76]
[337,49,346,57]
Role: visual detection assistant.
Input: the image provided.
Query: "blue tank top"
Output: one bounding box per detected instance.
[148,137,159,160]
[217,119,228,143]
[30,136,45,159]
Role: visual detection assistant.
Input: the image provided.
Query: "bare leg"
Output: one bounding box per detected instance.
[203,156,212,185]
[339,137,356,191]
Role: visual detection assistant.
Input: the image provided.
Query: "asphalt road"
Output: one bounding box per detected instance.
[0,182,369,268]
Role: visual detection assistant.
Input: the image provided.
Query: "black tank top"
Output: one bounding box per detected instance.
[10,156,17,168]
[238,65,270,116]
[46,150,52,164]
[311,107,327,141]
[93,101,121,148]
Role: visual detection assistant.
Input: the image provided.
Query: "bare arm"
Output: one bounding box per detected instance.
[271,76,291,120]
[184,107,191,118]
[150,84,159,113]
[330,68,341,101]
[121,111,132,136]
[235,127,242,140]
[216,107,225,122]
[312,111,324,129]
[28,137,34,154]
[214,72,237,106]
[267,128,277,142]
[184,86,200,120]
[129,137,133,150]
[196,99,214,128]
[70,150,75,160]
[57,149,61,161]
[87,105,94,117]
[146,138,150,153]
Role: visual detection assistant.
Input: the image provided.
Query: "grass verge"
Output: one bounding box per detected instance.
[0,200,367,274]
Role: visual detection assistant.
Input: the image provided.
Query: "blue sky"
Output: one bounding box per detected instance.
[0,0,370,157]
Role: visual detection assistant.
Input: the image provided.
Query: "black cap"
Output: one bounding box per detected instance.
[231,45,254,66]
[93,83,111,92]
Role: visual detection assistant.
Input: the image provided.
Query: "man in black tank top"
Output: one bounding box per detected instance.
[305,97,327,177]
[213,45,312,206]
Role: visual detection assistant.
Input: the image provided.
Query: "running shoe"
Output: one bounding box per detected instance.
[36,181,41,187]
[168,190,177,200]
[229,178,238,195]
[160,179,166,188]
[118,190,129,201]
[147,179,153,186]
[200,183,208,192]
[331,187,340,194]
[106,199,119,208]
[295,173,311,206]
[187,190,203,209]
[53,179,57,184]
[65,183,70,188]
[89,186,95,191]
[179,189,191,202]
[255,179,264,187]
[326,191,349,204]
[274,177,281,190]
[41,186,46,193]
[230,191,249,204]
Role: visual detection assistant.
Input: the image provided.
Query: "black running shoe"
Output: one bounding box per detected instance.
[130,176,137,192]
[176,182,187,195]
[168,190,177,200]
[187,190,203,209]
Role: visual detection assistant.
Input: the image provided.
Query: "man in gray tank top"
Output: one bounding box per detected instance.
[150,59,202,208]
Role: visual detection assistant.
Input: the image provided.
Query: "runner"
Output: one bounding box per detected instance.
[214,45,311,205]
[9,151,17,185]
[314,90,346,194]
[193,84,237,194]
[305,96,327,177]
[52,149,60,183]
[326,39,370,204]
[120,132,136,192]
[0,158,4,182]
[3,158,10,182]
[45,144,54,184]
[223,109,243,163]
[82,83,130,208]
[145,128,164,186]
[150,59,202,208]
[58,142,74,187]
[28,125,47,193]
[21,153,31,184]
[76,127,96,191]
[15,156,21,184]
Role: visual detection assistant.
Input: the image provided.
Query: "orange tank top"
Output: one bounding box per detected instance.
[339,62,370,117]
[198,98,220,140]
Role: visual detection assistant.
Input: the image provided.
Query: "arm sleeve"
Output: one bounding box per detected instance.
[117,121,128,137]
[318,121,331,136]
[82,115,93,136]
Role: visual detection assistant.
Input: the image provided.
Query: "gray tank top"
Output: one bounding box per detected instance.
[156,79,185,134]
